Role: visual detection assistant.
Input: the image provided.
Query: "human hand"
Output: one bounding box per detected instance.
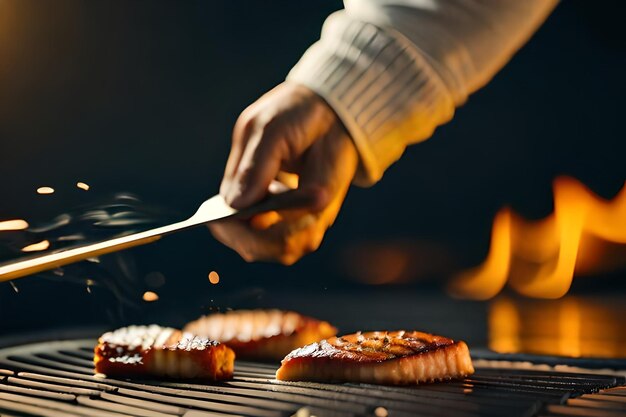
[209,82,358,264]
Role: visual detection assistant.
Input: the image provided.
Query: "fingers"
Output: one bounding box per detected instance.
[209,219,281,263]
[295,126,358,234]
[214,82,355,264]
[220,107,255,197]
[209,184,330,265]
[220,83,339,210]
[225,127,285,209]
[209,214,322,265]
[209,130,358,265]
[221,90,288,209]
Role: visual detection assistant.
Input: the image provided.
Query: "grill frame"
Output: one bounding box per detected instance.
[0,339,625,417]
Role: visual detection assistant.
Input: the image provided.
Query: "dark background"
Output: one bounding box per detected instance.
[0,0,625,341]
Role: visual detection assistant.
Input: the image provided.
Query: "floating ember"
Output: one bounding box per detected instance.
[76,182,90,191]
[36,187,55,195]
[21,239,50,252]
[208,270,220,284]
[142,291,159,302]
[0,220,29,231]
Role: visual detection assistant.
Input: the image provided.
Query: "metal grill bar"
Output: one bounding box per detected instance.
[0,340,624,417]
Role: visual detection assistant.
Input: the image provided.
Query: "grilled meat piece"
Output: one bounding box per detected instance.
[94,325,234,380]
[276,330,474,385]
[183,309,337,361]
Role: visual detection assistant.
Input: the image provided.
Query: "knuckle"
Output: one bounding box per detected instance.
[278,253,299,266]
[305,231,324,253]
[280,233,311,264]
[272,237,295,265]
[274,235,296,264]
[239,249,256,263]
[233,113,256,143]
[238,103,258,124]
[302,227,324,253]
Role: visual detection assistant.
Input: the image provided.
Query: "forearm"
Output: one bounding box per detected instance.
[287,0,558,185]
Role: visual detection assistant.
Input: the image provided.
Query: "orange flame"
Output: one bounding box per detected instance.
[450,177,626,299]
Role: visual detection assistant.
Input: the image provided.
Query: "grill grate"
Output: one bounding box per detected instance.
[0,340,624,417]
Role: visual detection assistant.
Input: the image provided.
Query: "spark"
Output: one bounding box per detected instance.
[36,187,55,195]
[9,282,19,293]
[76,182,90,191]
[142,291,159,302]
[208,271,220,284]
[86,279,95,294]
[374,407,388,417]
[21,239,50,252]
[0,219,29,231]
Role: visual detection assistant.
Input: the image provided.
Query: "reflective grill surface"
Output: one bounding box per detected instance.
[0,340,625,417]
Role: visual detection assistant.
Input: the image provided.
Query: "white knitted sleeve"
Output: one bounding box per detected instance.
[287,0,558,185]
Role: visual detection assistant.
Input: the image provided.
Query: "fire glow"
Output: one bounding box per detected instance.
[489,296,626,358]
[450,177,626,300]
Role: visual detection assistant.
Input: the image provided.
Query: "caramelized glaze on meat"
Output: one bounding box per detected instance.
[276,330,474,385]
[94,325,234,380]
[183,309,337,361]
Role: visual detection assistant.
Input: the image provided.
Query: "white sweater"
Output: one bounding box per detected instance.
[287,0,558,186]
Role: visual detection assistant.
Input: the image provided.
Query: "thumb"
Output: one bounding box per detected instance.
[245,184,330,231]
[236,183,330,221]
[258,184,330,214]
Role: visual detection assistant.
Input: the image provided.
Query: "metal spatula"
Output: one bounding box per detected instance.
[0,185,316,282]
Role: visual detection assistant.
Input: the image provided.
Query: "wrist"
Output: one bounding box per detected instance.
[287,15,454,186]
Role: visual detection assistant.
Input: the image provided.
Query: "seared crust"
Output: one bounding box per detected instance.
[94,325,234,380]
[276,331,474,385]
[183,309,337,361]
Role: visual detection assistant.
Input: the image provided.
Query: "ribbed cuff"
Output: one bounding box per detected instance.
[287,12,455,186]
